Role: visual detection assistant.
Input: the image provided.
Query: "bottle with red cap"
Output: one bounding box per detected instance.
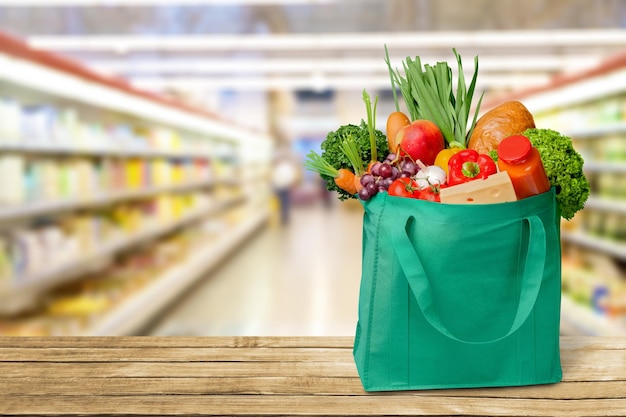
[497,134,551,200]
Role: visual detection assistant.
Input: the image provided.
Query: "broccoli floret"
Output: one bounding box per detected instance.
[523,128,590,220]
[320,120,388,200]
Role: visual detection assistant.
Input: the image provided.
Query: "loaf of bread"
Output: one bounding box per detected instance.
[467,101,535,154]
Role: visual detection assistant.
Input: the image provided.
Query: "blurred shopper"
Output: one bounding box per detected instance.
[272,148,299,225]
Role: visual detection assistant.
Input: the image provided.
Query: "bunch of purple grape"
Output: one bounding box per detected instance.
[358,153,420,201]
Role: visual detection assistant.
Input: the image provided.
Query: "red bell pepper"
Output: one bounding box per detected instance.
[447,149,497,186]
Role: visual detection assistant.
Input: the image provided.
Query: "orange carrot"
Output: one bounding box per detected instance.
[386,111,410,153]
[304,151,359,196]
[334,168,358,195]
[354,174,363,193]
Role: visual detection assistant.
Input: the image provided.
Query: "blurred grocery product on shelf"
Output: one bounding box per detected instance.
[0,26,273,335]
[0,204,265,336]
[507,50,626,335]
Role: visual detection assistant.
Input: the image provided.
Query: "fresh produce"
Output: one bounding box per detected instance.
[303,151,359,195]
[315,121,388,200]
[415,162,447,188]
[416,184,444,202]
[341,134,366,192]
[434,148,462,175]
[383,45,411,154]
[388,177,420,199]
[333,170,359,196]
[358,154,402,201]
[388,177,445,202]
[363,89,380,165]
[395,120,445,165]
[447,149,497,186]
[386,111,410,153]
[468,101,535,155]
[523,128,590,220]
[386,47,483,149]
[307,46,588,219]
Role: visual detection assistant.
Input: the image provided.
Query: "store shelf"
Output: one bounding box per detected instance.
[0,31,273,335]
[0,179,218,224]
[521,66,626,114]
[0,196,246,314]
[563,122,626,139]
[85,208,269,336]
[0,142,210,160]
[0,49,269,146]
[561,230,626,261]
[584,162,626,174]
[561,294,625,336]
[585,196,626,215]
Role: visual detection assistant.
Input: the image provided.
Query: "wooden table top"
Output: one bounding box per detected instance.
[0,336,624,416]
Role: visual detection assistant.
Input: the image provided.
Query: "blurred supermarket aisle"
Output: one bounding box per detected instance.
[146,198,364,336]
[0,1,624,339]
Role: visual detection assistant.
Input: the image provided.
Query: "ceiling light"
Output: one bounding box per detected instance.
[87,55,603,75]
[129,73,552,92]
[27,30,626,52]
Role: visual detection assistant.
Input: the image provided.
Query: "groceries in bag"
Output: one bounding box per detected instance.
[305,48,589,218]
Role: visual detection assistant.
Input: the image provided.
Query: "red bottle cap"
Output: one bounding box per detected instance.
[497,135,532,164]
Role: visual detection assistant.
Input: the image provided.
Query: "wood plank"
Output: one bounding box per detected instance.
[560,337,626,350]
[0,361,360,378]
[0,356,624,383]
[0,336,624,416]
[0,346,353,362]
[0,336,354,349]
[0,336,622,350]
[1,351,624,382]
[560,350,626,380]
[0,376,624,400]
[1,394,625,416]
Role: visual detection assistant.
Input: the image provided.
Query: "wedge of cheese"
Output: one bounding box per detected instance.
[440,171,517,204]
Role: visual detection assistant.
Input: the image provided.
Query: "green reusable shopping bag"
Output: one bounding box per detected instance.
[353,188,562,391]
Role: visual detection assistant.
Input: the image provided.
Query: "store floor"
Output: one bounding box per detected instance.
[146,199,364,336]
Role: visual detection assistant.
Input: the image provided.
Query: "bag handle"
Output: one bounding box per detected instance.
[392,214,546,345]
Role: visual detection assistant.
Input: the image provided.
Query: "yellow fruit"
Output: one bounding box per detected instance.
[434,148,462,175]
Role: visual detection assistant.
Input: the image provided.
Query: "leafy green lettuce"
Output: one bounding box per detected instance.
[524,128,590,220]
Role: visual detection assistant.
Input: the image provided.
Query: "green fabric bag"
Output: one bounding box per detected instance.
[353,188,562,391]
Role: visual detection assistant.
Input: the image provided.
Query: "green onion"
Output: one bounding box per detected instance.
[388,49,483,149]
[362,89,378,163]
[341,134,365,176]
[304,151,338,178]
[384,44,400,113]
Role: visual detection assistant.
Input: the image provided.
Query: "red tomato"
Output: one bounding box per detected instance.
[416,184,445,202]
[388,178,419,199]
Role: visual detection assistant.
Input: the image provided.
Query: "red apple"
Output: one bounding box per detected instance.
[397,120,445,165]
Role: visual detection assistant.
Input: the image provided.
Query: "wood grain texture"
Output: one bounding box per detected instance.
[0,336,624,416]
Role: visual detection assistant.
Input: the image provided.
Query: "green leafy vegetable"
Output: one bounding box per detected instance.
[319,121,388,200]
[341,134,365,176]
[384,45,400,112]
[362,89,378,163]
[523,128,590,220]
[386,48,483,149]
[303,150,339,178]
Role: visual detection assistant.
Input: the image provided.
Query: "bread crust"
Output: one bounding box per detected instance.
[467,101,535,154]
